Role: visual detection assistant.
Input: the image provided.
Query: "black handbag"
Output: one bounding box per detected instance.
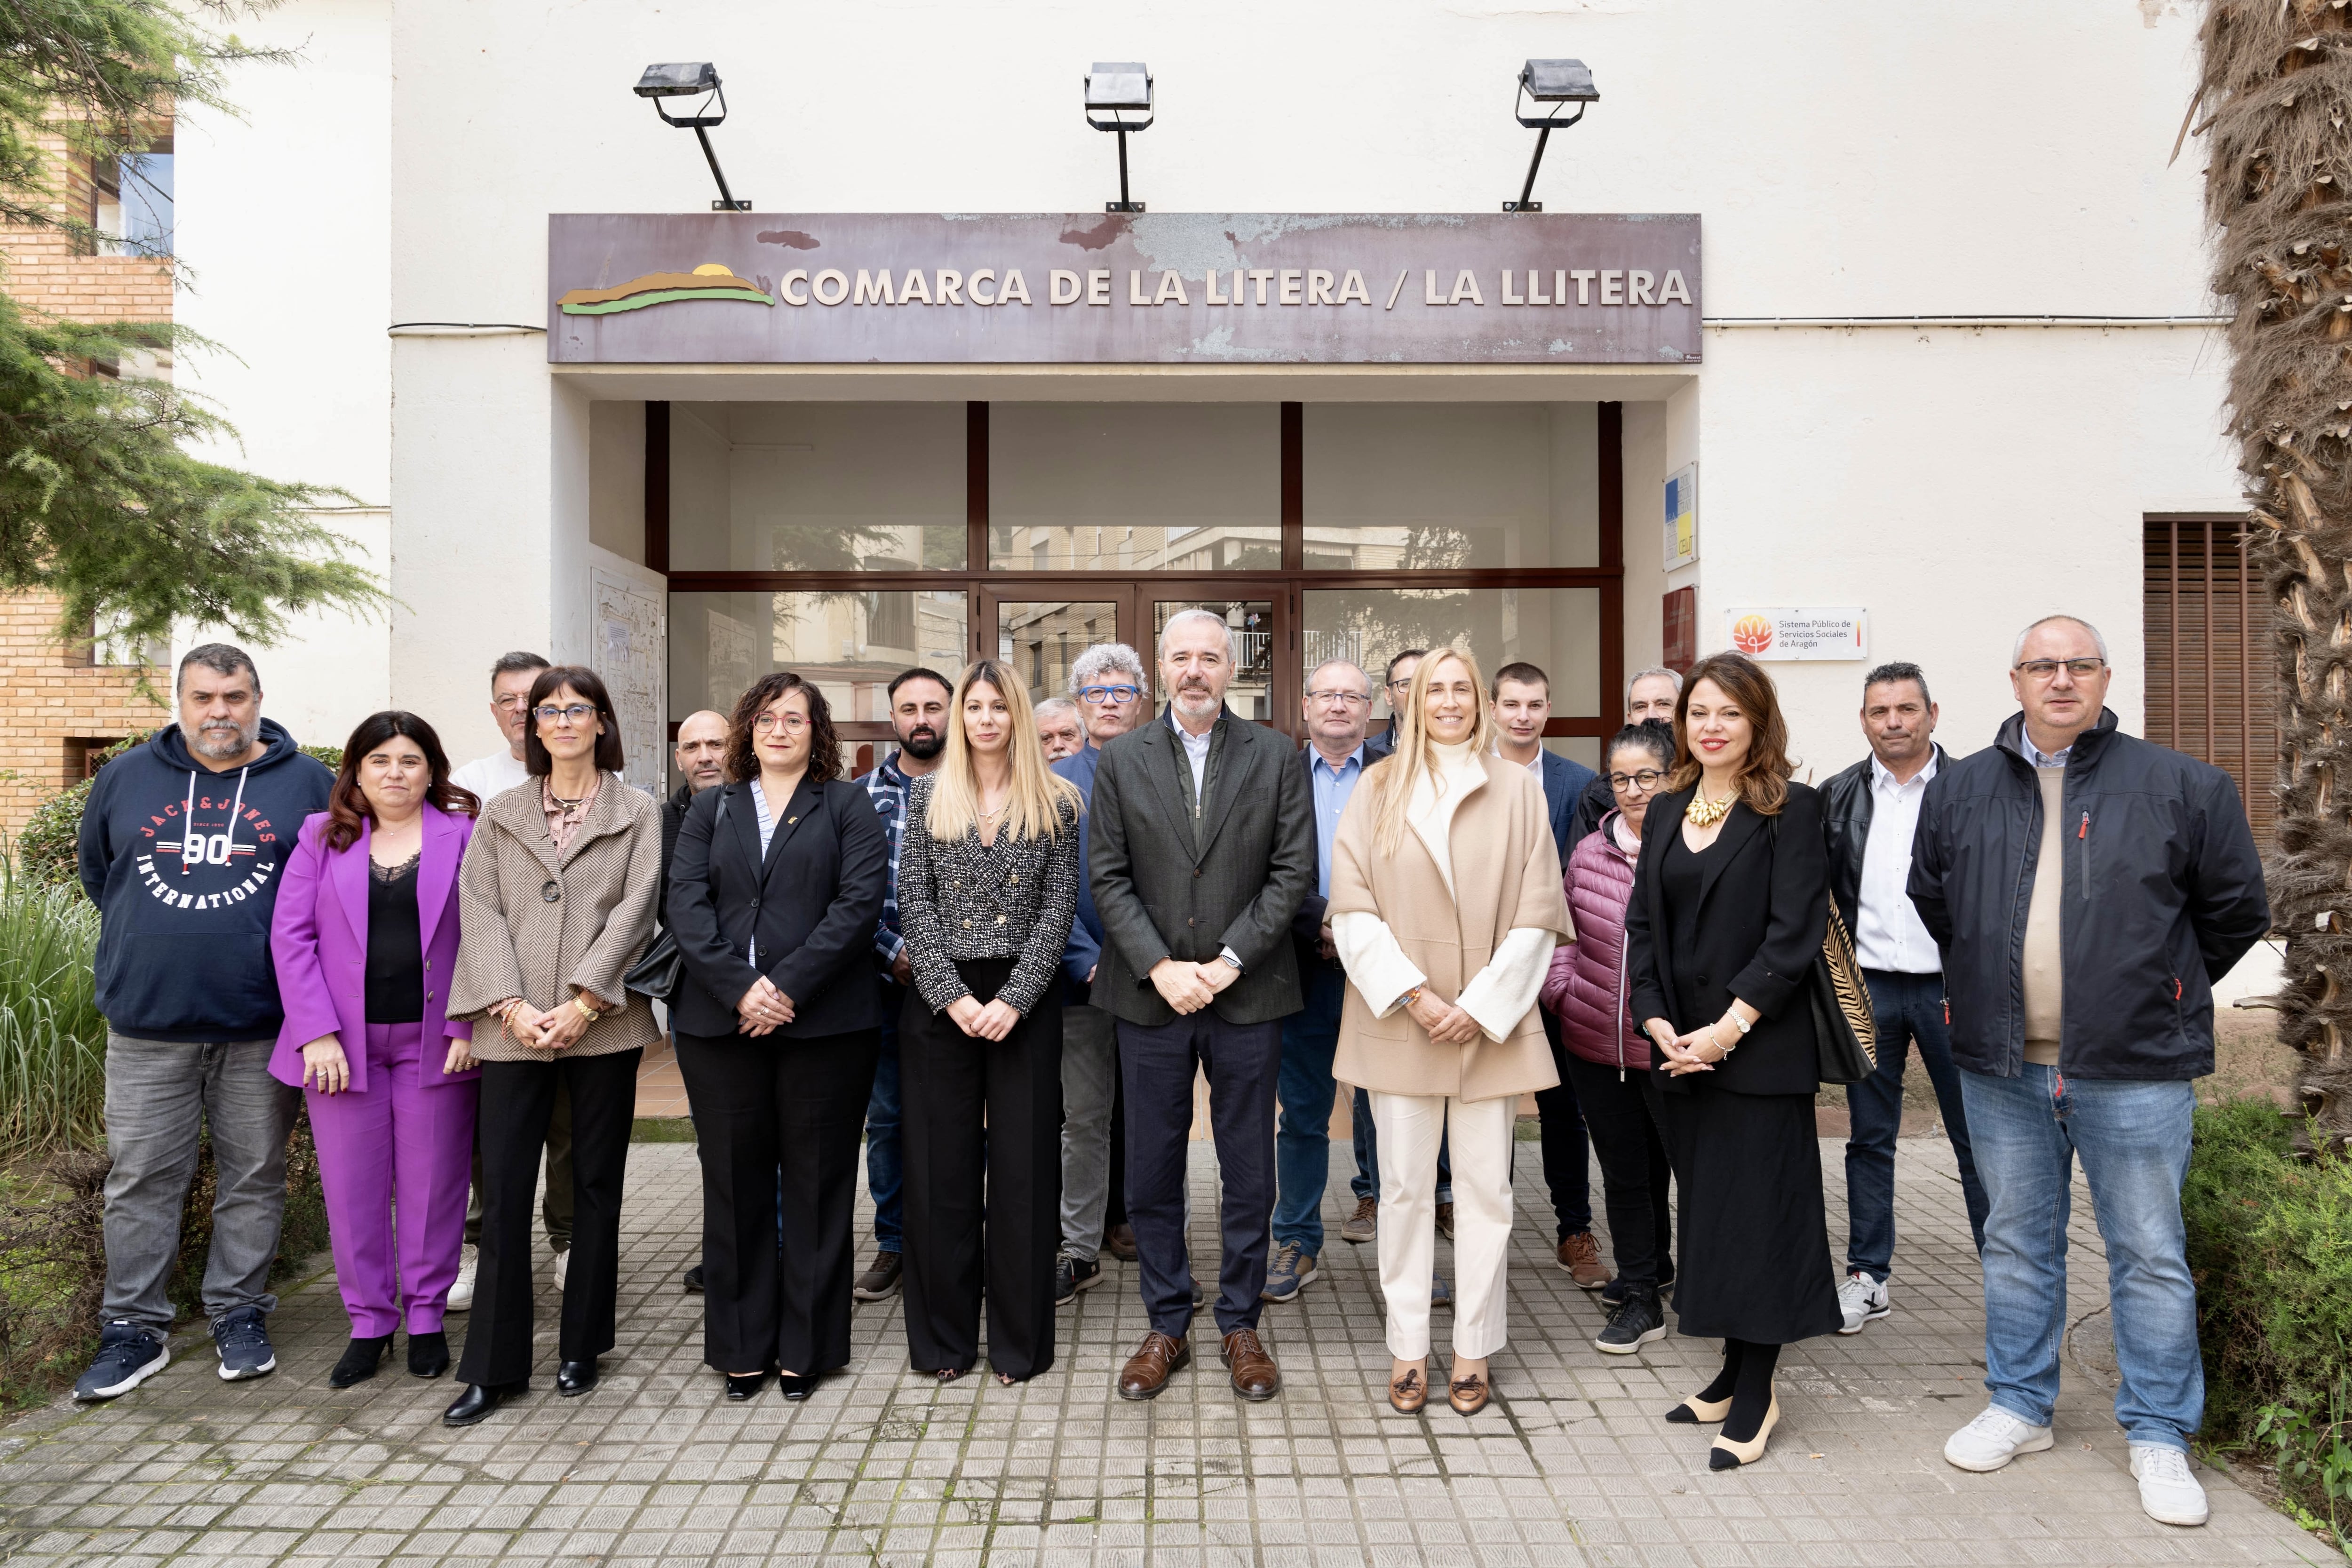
[1807,899,1879,1085]
[623,790,726,1006]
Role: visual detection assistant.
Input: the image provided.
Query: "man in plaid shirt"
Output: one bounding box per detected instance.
[851,668,954,1303]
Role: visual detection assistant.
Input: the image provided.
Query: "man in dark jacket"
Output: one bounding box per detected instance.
[1909,616,2269,1528]
[72,645,332,1401]
[1089,609,1315,1402]
[1817,663,1985,1340]
[1568,666,1684,843]
[659,709,729,1291]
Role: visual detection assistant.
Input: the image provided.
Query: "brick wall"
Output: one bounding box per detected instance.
[0,127,172,832]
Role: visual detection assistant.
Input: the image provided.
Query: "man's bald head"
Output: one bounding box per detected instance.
[674,709,730,792]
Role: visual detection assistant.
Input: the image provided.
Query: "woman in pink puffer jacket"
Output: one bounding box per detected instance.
[1541,723,1678,1353]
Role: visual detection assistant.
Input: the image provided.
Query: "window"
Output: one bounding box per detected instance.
[2144,515,2272,845]
[667,403,966,572]
[669,589,968,730]
[990,404,1279,571]
[93,135,173,257]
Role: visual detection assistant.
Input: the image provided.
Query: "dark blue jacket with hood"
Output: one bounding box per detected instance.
[78,719,334,1043]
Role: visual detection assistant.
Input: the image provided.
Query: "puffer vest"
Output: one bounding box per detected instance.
[1548,812,1650,1070]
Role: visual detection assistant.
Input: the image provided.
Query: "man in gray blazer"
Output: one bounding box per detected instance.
[1089,608,1316,1402]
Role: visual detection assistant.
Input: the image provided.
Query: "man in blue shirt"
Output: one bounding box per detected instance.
[852,667,952,1304]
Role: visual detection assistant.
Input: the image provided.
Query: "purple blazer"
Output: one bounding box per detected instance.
[269,803,478,1093]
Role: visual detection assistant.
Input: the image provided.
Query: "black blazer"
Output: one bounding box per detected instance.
[665,775,890,1040]
[1623,780,1830,1097]
[1087,708,1317,1027]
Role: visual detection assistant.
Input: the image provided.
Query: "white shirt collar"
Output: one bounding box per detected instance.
[2021,735,2070,769]
[1869,748,1938,793]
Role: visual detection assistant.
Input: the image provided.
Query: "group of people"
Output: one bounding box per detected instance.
[66,608,2266,1530]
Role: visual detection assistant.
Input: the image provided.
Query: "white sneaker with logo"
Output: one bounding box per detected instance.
[1943,1406,2054,1472]
[2129,1444,2209,1527]
[553,1249,570,1291]
[446,1246,477,1312]
[1836,1270,1891,1335]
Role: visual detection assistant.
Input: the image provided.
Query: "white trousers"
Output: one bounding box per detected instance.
[1368,1090,1517,1360]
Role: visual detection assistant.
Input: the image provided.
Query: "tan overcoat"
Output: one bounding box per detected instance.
[448,778,663,1062]
[1328,754,1572,1101]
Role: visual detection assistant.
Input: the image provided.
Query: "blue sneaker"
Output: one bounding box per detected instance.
[75,1322,169,1401]
[1431,1274,1452,1310]
[210,1307,277,1381]
[1260,1242,1318,1303]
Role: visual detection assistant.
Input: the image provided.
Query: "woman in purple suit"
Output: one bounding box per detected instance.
[270,712,482,1387]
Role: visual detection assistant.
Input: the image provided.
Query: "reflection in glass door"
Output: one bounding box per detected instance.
[1153,599,1275,722]
[996,600,1125,709]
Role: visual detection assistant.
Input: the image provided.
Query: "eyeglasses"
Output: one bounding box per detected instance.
[1608,769,1666,793]
[754,712,810,734]
[493,694,532,711]
[2015,659,2106,681]
[534,704,596,724]
[1307,690,1370,708]
[1385,677,1414,693]
[1077,684,1143,704]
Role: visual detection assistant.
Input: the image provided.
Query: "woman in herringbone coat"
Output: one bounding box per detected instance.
[444,666,661,1427]
[895,659,1082,1385]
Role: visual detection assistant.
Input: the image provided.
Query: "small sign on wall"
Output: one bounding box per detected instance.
[1663,463,1698,570]
[1662,587,1696,673]
[1724,607,1867,661]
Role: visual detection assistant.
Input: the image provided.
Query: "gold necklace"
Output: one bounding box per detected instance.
[1683,790,1736,828]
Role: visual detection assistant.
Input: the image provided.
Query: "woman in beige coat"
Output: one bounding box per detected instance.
[445,666,662,1426]
[1329,646,1571,1417]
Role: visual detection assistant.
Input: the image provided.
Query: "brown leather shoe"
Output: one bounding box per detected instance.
[1448,1369,1490,1416]
[1116,1332,1189,1400]
[1220,1328,1281,1401]
[1104,1224,1139,1262]
[1387,1363,1428,1414]
[1558,1230,1610,1290]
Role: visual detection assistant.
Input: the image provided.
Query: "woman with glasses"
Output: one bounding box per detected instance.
[1541,721,1677,1358]
[896,660,1083,1384]
[667,673,889,1403]
[1623,652,1840,1471]
[445,668,662,1425]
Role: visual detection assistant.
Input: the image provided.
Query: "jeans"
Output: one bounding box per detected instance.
[1272,964,1346,1256]
[1532,1014,1594,1239]
[1058,1001,1119,1262]
[1847,970,1988,1279]
[1960,1065,2202,1451]
[1352,1087,1451,1205]
[101,1035,297,1331]
[865,978,906,1254]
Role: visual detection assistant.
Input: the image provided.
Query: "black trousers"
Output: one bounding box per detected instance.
[1532,1012,1595,1239]
[1119,1009,1281,1341]
[458,1048,641,1387]
[675,1026,879,1376]
[1563,1052,1674,1292]
[901,959,1063,1380]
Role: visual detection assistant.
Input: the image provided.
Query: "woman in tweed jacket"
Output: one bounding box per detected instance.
[444,667,661,1426]
[896,660,1082,1385]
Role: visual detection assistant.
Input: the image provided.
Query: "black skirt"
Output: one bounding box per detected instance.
[1662,1078,1841,1345]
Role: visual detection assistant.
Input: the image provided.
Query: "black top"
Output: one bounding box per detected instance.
[364,852,425,1023]
[1660,830,1711,1017]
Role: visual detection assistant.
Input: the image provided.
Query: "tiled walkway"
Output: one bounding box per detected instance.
[0,1137,2325,1566]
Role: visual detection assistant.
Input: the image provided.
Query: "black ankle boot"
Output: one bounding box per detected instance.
[442,1380,524,1426]
[329,1335,392,1388]
[407,1330,451,1378]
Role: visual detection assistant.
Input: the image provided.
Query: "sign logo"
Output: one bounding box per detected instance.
[558,263,774,316]
[1732,615,1774,655]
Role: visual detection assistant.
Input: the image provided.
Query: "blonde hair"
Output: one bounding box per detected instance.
[1368,645,1494,856]
[925,660,1083,842]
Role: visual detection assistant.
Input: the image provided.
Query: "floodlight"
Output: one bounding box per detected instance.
[635,62,749,211]
[1086,62,1153,213]
[1504,58,1599,213]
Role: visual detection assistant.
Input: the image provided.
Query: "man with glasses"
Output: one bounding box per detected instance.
[1911,616,2267,1528]
[1363,649,1425,761]
[447,652,556,1311]
[1818,662,1985,1339]
[1571,667,1685,843]
[852,667,954,1305]
[1052,645,1149,1303]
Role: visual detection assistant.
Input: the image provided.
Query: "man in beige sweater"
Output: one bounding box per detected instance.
[1909,616,2270,1529]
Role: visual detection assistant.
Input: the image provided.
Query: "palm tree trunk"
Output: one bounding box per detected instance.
[2200,0,2352,1154]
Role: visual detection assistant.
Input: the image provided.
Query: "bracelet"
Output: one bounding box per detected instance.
[1710,1025,1739,1056]
[573,997,602,1023]
[1401,985,1424,1010]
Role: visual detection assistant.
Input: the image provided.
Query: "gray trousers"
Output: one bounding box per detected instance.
[102,1035,297,1331]
[1059,1003,1118,1263]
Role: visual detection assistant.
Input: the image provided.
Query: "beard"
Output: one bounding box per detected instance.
[899,727,945,761]
[1172,683,1222,716]
[184,716,259,761]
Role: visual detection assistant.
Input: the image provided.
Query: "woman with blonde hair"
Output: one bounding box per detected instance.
[895,659,1084,1384]
[1623,651,1839,1471]
[1327,645,1572,1416]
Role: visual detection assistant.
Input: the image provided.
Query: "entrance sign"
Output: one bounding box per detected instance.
[1724,609,1868,662]
[548,212,1700,366]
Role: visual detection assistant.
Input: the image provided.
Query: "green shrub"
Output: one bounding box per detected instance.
[0,856,105,1155]
[2185,1098,2352,1535]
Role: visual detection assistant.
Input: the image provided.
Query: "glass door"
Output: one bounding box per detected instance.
[1149,593,1287,727]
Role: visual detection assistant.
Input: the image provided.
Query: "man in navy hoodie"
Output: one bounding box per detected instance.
[72,644,333,1400]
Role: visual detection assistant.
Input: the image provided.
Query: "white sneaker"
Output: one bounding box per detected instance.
[1836,1270,1891,1335]
[1944,1406,2055,1472]
[553,1249,569,1291]
[446,1246,477,1313]
[2130,1444,2209,1527]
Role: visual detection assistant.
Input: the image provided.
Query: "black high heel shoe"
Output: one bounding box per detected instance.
[407,1331,450,1379]
[724,1370,768,1402]
[329,1335,392,1388]
[779,1371,818,1401]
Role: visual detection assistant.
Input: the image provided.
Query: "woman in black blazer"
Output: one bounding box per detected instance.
[667,671,890,1403]
[1622,651,1840,1472]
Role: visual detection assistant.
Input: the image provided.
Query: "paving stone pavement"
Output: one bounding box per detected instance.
[0,1135,2328,1567]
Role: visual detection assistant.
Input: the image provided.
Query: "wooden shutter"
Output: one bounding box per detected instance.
[2143,514,2275,849]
